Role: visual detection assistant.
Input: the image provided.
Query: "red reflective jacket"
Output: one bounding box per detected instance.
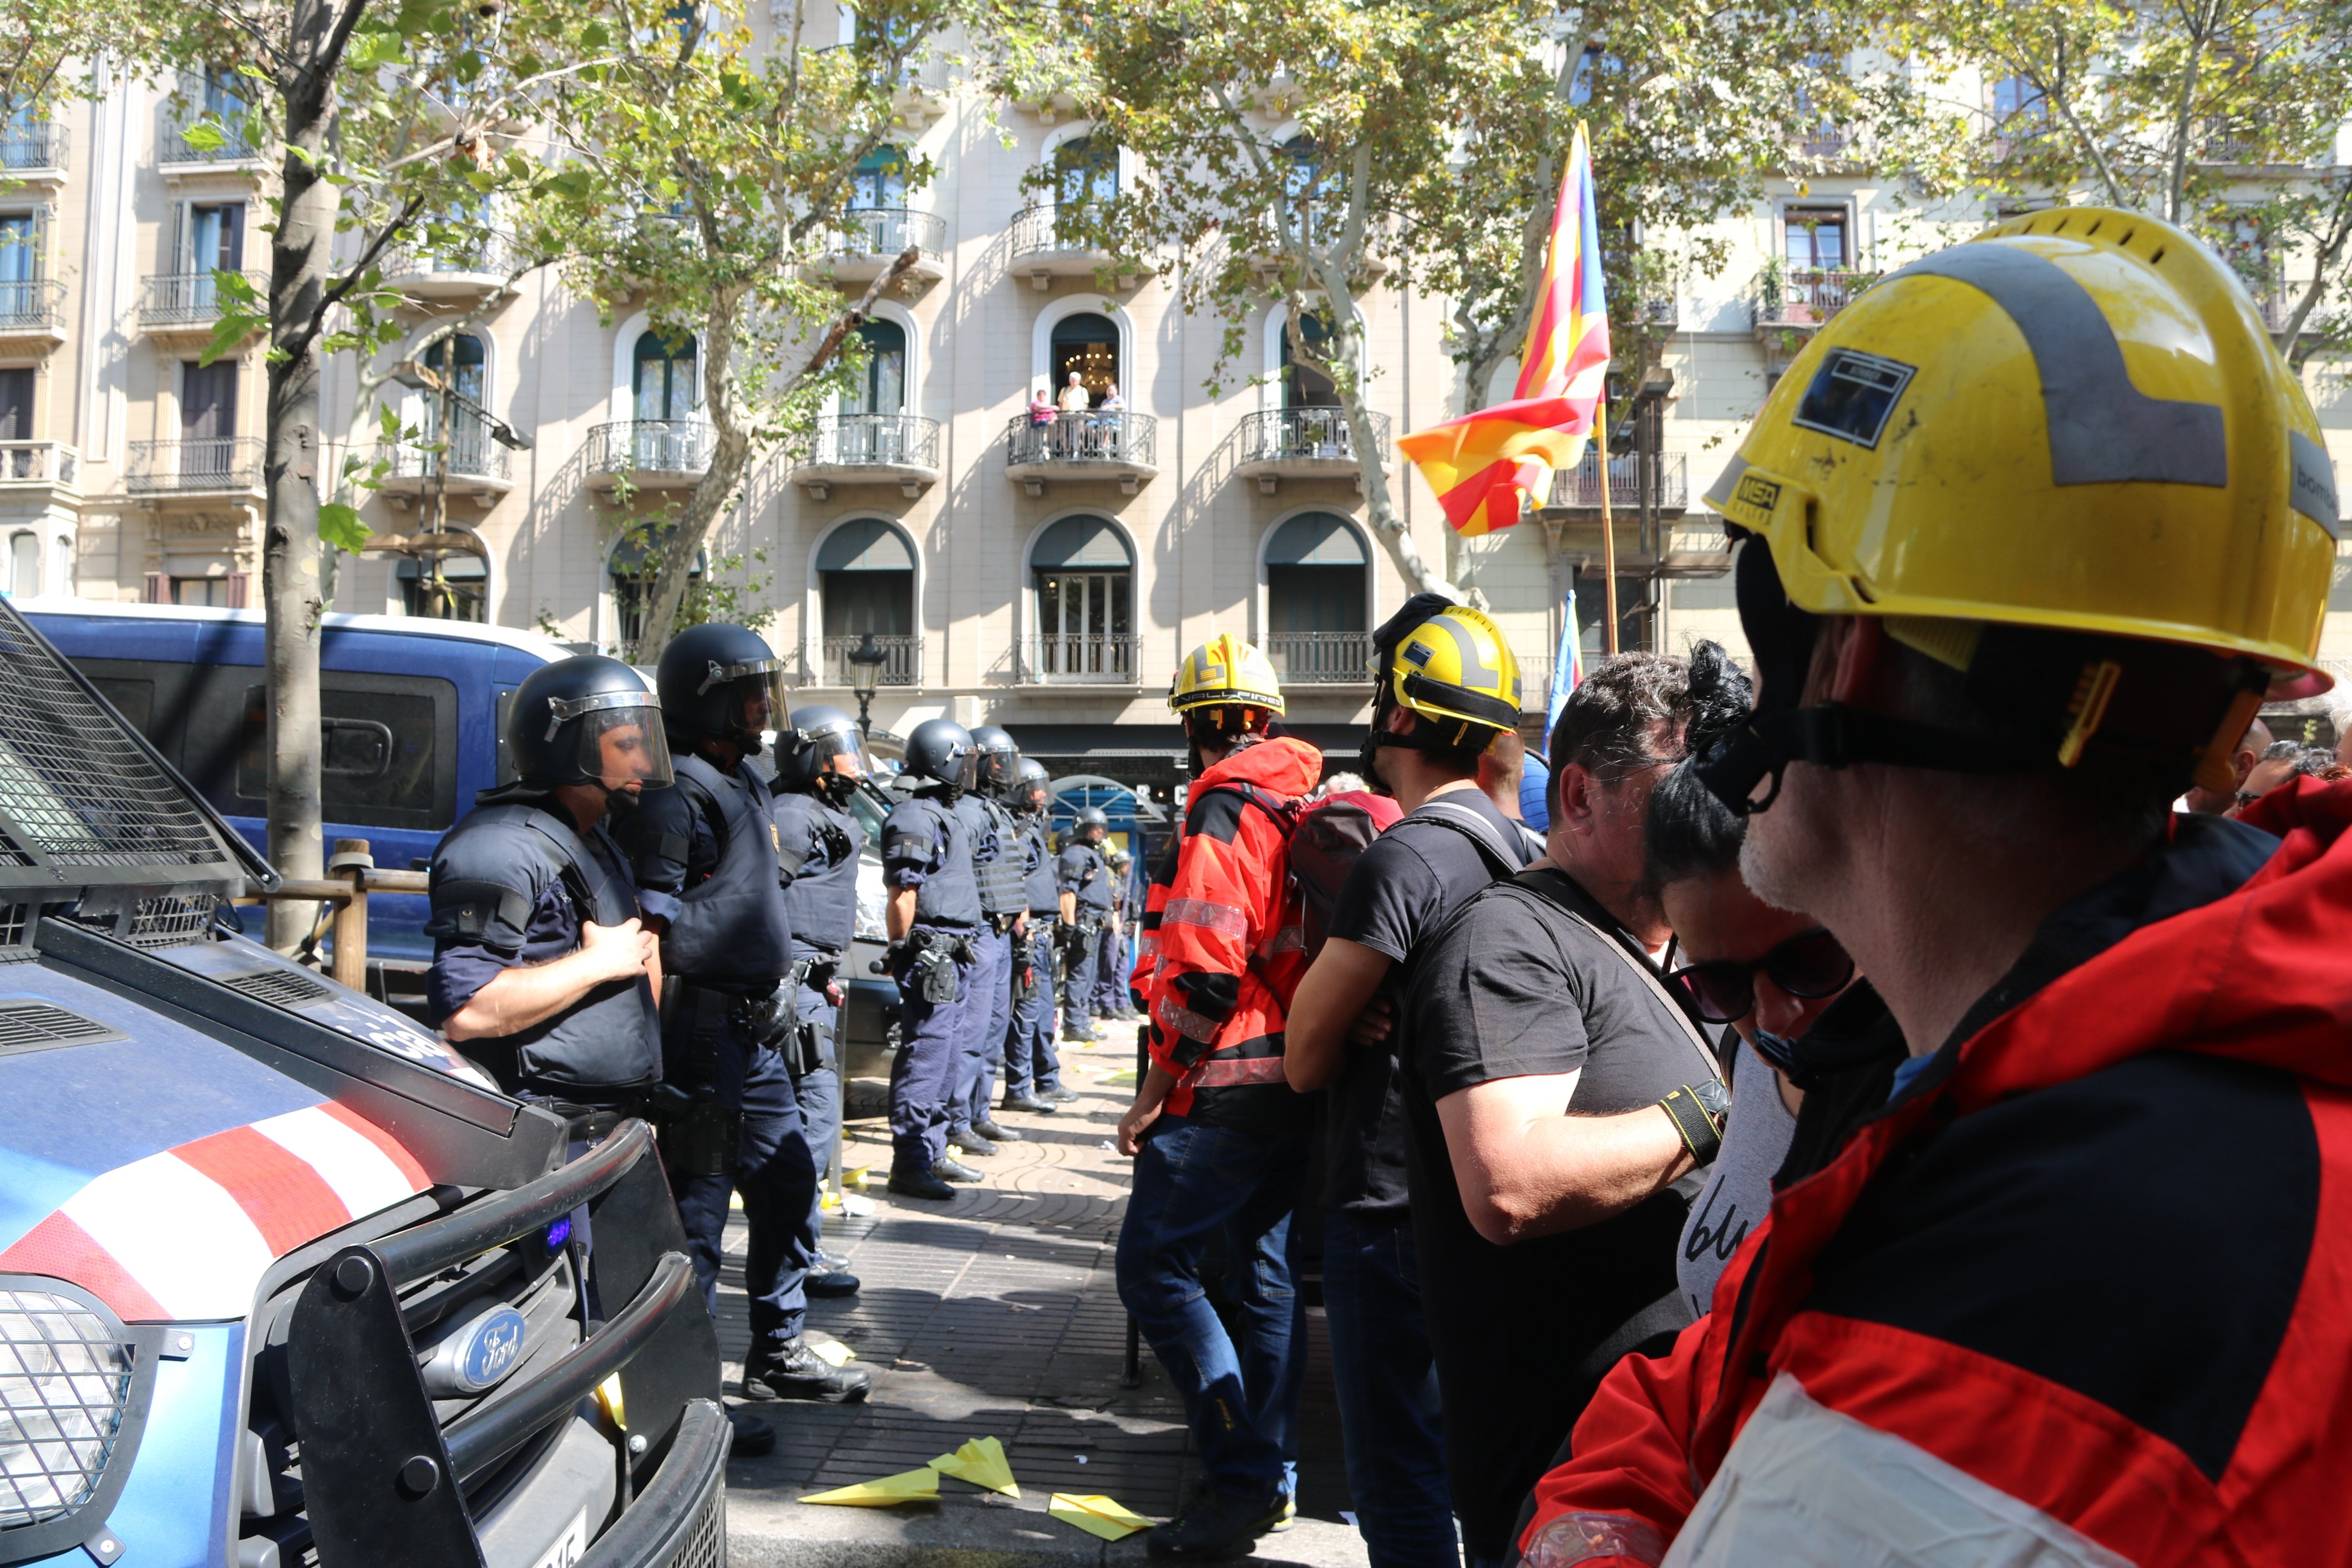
[1520,780,2352,1568]
[1145,736,1322,1122]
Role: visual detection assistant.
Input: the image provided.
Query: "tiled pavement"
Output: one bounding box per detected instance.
[708,1041,1357,1551]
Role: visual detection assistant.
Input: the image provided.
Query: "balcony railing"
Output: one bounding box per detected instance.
[0,442,78,488]
[126,438,264,493]
[817,633,920,687]
[0,122,65,171]
[380,432,510,484]
[0,280,65,331]
[1753,267,1875,329]
[1239,407,1388,466]
[1010,202,1108,258]
[1264,631,1372,684]
[160,113,255,165]
[140,270,269,327]
[1027,633,1140,683]
[1548,451,1689,511]
[829,206,945,258]
[1794,124,1850,160]
[1005,410,1155,468]
[586,420,715,475]
[381,232,516,280]
[808,413,940,469]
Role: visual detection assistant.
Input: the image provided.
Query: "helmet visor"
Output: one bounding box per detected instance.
[703,659,787,739]
[976,738,1021,790]
[565,698,675,793]
[797,717,873,781]
[945,741,982,792]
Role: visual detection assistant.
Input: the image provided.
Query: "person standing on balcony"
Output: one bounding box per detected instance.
[1027,384,1057,427]
[1058,371,1094,459]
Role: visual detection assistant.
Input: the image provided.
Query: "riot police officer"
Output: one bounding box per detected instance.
[1094,846,1138,1022]
[772,704,870,1298]
[881,718,988,1200]
[1001,759,1076,1114]
[614,623,870,1405]
[427,654,670,1102]
[1057,806,1115,1043]
[948,724,1030,1154]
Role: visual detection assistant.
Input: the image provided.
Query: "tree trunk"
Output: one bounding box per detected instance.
[262,0,351,948]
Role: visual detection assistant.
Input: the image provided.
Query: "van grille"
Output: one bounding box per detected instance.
[219,966,337,1011]
[0,1002,123,1057]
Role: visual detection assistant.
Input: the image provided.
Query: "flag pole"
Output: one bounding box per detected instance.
[1598,400,1619,654]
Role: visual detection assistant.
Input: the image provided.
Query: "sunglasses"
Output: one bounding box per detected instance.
[1667,927,1856,1024]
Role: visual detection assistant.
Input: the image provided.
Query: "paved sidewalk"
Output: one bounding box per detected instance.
[708,1041,1361,1566]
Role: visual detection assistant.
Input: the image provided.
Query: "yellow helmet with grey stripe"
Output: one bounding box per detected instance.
[1168,633,1285,716]
[1696,206,2338,811]
[1382,600,1523,744]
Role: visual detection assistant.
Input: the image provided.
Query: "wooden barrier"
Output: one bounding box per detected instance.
[233,838,430,987]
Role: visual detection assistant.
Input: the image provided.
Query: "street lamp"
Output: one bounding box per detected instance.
[846,632,887,738]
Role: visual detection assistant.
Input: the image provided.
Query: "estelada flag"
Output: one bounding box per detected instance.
[1399,123,1611,537]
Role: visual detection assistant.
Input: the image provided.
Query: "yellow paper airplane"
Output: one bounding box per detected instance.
[845,1164,872,1192]
[810,1339,856,1368]
[1049,1494,1152,1540]
[799,1469,940,1506]
[928,1435,1019,1496]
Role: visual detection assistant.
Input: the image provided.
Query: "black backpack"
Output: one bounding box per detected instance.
[1206,784,1402,960]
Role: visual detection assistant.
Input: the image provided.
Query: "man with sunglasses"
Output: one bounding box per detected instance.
[1391,652,1728,1568]
[1519,216,2352,1564]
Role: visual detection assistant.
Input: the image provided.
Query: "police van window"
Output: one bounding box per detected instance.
[194,670,459,831]
[87,676,155,737]
[66,658,189,763]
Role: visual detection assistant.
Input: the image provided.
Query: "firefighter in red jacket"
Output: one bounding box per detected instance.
[1115,634,1324,1560]
[1517,211,2349,1567]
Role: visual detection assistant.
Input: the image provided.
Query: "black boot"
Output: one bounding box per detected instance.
[970,1117,1021,1143]
[742,1338,874,1404]
[725,1405,776,1457]
[806,1264,861,1298]
[952,1129,999,1156]
[934,1156,984,1183]
[1001,1092,1058,1114]
[1146,1487,1290,1559]
[888,1166,955,1200]
[1040,1085,1082,1104]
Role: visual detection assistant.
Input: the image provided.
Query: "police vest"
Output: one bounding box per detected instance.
[776,788,863,956]
[964,793,1028,918]
[661,754,794,981]
[428,803,662,1093]
[1019,815,1059,913]
[884,790,983,926]
[1065,842,1114,912]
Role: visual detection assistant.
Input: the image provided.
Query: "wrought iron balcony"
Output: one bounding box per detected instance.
[159,113,256,165]
[0,121,65,171]
[0,280,66,336]
[377,432,512,489]
[126,438,265,494]
[1263,631,1372,684]
[381,232,517,285]
[0,442,79,489]
[586,420,715,488]
[1007,203,1136,287]
[139,270,269,330]
[1546,451,1688,512]
[1751,268,1875,331]
[1240,407,1386,464]
[795,414,941,498]
[817,633,920,687]
[1025,633,1140,683]
[833,206,945,258]
[1005,411,1158,495]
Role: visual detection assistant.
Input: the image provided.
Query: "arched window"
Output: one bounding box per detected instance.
[846,319,905,415]
[1263,511,1367,682]
[608,527,707,658]
[851,145,909,210]
[396,551,488,622]
[633,329,698,424]
[817,517,917,684]
[1049,312,1118,409]
[1030,515,1134,681]
[1052,135,1118,206]
[5,530,36,597]
[422,332,488,471]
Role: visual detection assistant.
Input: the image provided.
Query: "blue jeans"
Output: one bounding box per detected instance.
[1322,1210,1457,1568]
[952,925,1011,1134]
[1115,1114,1310,1500]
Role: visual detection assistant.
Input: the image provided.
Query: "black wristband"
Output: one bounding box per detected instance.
[1659,1080,1731,1164]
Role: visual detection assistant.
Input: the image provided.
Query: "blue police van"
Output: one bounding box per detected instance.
[21,602,572,983]
[0,598,725,1568]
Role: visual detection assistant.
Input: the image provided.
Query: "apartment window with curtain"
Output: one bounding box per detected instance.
[1030,515,1134,679]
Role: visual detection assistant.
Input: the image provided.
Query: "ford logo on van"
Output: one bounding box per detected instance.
[423,1304,531,1396]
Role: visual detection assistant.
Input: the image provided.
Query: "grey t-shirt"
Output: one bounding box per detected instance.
[1675,1034,1800,1316]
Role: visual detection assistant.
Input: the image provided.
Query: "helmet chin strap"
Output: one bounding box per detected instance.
[601,783,643,816]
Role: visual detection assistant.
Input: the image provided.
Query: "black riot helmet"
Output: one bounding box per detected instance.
[509,655,675,802]
[968,724,1022,796]
[1073,805,1110,840]
[904,718,980,795]
[655,622,786,754]
[777,703,873,806]
[1012,757,1051,814]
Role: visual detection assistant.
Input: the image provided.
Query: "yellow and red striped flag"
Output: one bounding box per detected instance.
[1399,124,1611,537]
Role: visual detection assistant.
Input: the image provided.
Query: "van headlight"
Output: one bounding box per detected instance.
[0,1286,136,1528]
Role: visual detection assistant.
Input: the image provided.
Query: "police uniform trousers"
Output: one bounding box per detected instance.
[1059,919,1101,1037]
[1002,917,1062,1099]
[791,970,844,1254]
[666,1002,818,1356]
[888,923,979,1174]
[1091,923,1126,1017]
[952,924,1013,1136]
